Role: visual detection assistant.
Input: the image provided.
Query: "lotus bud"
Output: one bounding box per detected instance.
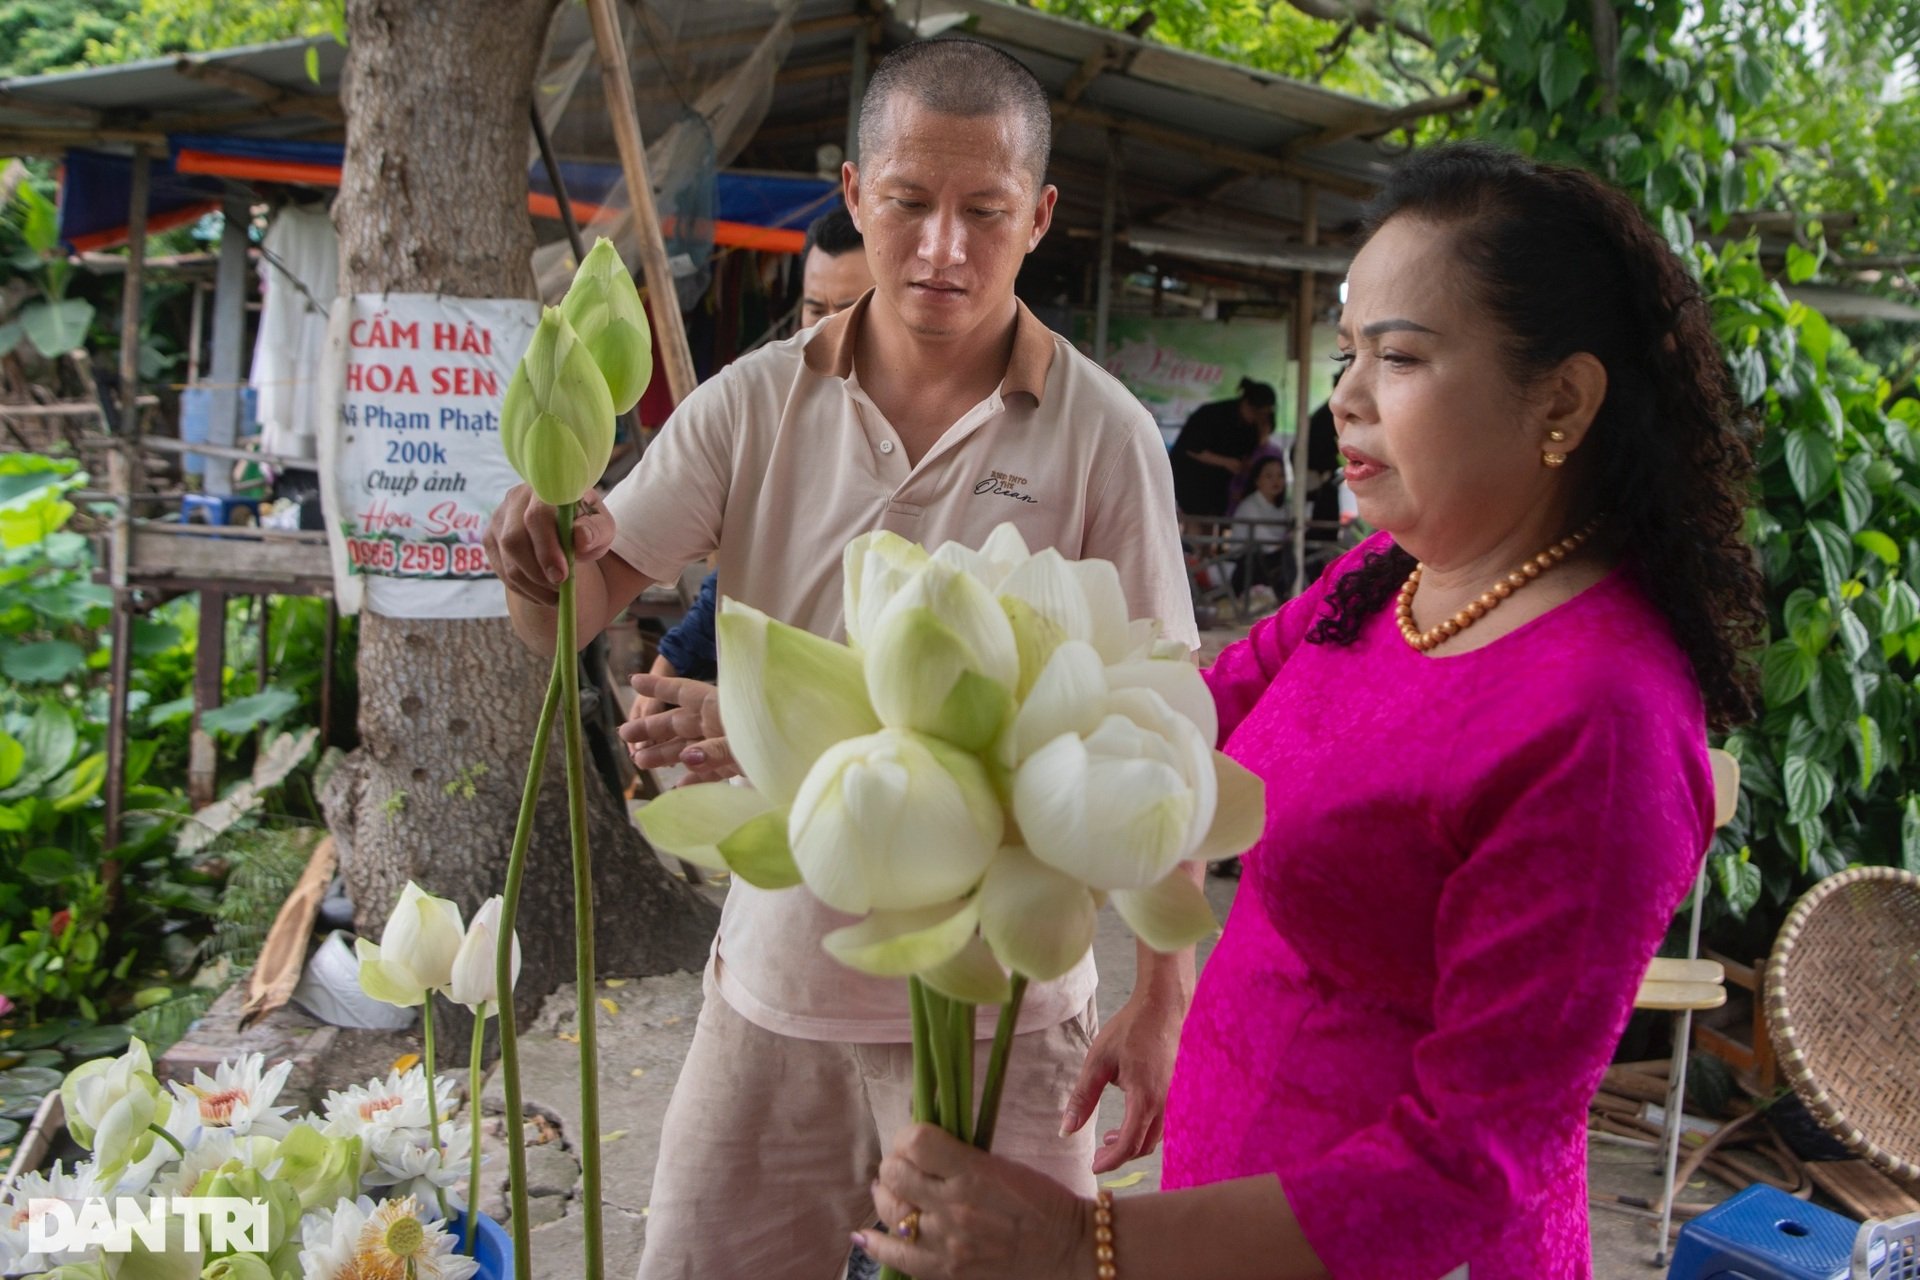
[199,1255,274,1280]
[560,237,654,414]
[446,895,522,1011]
[864,560,1020,751]
[499,306,615,506]
[788,728,1004,915]
[634,780,800,889]
[270,1123,363,1215]
[356,883,464,1008]
[842,531,931,649]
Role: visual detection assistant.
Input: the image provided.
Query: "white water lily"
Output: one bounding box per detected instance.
[715,600,881,806]
[0,1159,104,1273]
[300,1195,478,1280]
[446,894,522,1011]
[789,728,1004,915]
[356,882,465,1007]
[863,558,1020,751]
[363,1124,471,1211]
[320,1067,441,1143]
[166,1052,295,1144]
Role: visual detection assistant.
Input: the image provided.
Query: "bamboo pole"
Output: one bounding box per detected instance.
[1289,184,1319,595]
[584,0,698,406]
[103,148,151,862]
[1093,131,1120,364]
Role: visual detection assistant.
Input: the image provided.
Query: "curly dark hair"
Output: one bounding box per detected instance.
[1304,143,1765,730]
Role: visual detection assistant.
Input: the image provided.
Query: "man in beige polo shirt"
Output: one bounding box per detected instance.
[485,38,1199,1280]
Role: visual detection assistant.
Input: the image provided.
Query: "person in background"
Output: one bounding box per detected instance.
[623,208,875,764]
[856,141,1766,1280]
[1230,454,1291,596]
[1169,377,1275,516]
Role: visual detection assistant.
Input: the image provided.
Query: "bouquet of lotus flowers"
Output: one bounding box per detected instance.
[1,1036,493,1280]
[637,523,1264,1279]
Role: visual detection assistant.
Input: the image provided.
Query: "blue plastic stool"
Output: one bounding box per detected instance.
[1666,1185,1860,1280]
[179,494,261,526]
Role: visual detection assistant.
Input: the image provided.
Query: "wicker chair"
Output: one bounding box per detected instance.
[1764,866,1920,1183]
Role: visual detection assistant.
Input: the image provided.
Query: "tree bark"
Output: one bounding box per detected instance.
[325,0,717,1044]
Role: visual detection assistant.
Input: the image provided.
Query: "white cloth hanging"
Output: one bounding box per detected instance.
[249,205,339,460]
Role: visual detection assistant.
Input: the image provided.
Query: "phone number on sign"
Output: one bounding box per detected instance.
[345,538,492,578]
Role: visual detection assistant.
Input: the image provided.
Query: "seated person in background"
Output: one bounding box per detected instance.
[1231,455,1292,597]
[1170,376,1274,516]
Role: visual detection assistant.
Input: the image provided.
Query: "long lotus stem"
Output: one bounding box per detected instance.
[557,502,604,1280]
[421,998,451,1224]
[908,977,935,1125]
[147,1124,185,1158]
[972,975,1027,1152]
[498,646,566,1280]
[923,986,958,1137]
[466,1006,488,1255]
[950,998,973,1146]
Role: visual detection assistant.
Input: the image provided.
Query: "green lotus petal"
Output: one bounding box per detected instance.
[562,241,652,414]
[634,780,777,873]
[353,937,426,1008]
[499,364,536,474]
[554,330,616,477]
[1007,640,1106,765]
[518,411,594,507]
[866,604,1014,752]
[717,807,803,889]
[979,845,1097,981]
[821,899,980,978]
[716,600,879,805]
[921,933,1012,1004]
[1112,871,1217,953]
[1002,596,1069,699]
[1189,751,1266,863]
[585,317,653,415]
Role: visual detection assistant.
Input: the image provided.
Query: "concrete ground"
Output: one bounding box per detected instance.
[464,860,1730,1279]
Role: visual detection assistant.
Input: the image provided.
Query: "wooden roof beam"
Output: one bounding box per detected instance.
[174,57,343,122]
[0,90,100,127]
[1050,100,1374,199]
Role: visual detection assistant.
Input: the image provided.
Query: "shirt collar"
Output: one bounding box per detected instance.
[801,288,1056,404]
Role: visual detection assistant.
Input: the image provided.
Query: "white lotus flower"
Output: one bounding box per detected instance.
[1014,692,1211,890]
[716,600,880,806]
[320,1067,440,1143]
[995,548,1137,692]
[927,522,1034,590]
[301,1195,478,1280]
[0,1159,103,1273]
[446,894,522,1011]
[977,845,1099,981]
[166,1052,295,1144]
[150,1127,281,1200]
[789,728,1004,915]
[364,1124,471,1210]
[59,1038,170,1186]
[357,882,465,1007]
[863,558,1020,750]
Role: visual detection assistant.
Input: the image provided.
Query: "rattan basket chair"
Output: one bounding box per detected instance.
[1764,865,1920,1183]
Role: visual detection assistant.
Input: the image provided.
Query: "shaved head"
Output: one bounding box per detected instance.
[857,38,1052,192]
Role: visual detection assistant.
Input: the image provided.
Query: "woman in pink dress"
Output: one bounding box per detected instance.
[856,143,1766,1280]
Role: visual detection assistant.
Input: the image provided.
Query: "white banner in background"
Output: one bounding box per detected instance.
[318,294,539,618]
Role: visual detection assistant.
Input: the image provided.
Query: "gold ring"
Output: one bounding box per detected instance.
[894,1209,921,1243]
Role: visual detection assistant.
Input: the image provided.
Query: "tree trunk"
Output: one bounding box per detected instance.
[325,0,717,1047]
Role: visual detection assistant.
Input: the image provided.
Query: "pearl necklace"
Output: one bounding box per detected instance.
[1395,518,1602,652]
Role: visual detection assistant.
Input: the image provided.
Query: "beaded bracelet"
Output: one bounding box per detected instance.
[1092,1189,1117,1279]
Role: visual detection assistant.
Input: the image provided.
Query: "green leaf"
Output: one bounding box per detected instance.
[305,44,321,83]
[1807,519,1853,600]
[17,846,74,884]
[1903,797,1920,875]
[0,732,23,791]
[1855,530,1901,566]
[1837,610,1871,663]
[1713,849,1762,918]
[130,619,181,657]
[198,687,299,734]
[1784,430,1835,504]
[0,704,78,800]
[18,298,95,359]
[1784,753,1835,824]
[1883,581,1920,634]
[1,640,85,684]
[1760,640,1815,705]
[1732,47,1772,107]
[1838,461,1873,534]
[1854,714,1882,790]
[1729,346,1766,404]
[1795,305,1831,374]
[47,752,105,812]
[1785,244,1818,285]
[1539,43,1588,109]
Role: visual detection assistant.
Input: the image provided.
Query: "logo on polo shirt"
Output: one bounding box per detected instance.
[974,470,1038,504]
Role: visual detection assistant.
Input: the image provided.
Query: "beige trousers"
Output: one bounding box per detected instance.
[635,977,1101,1280]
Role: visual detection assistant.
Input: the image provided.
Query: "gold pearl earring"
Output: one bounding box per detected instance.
[1543,428,1567,468]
